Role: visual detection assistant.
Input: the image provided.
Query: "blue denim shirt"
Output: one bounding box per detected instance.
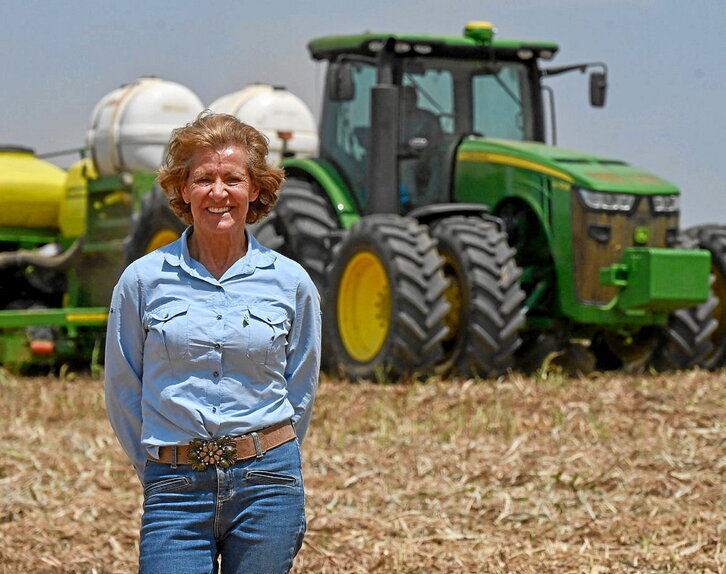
[104,227,321,477]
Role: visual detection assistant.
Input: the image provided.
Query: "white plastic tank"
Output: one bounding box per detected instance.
[209,84,318,164]
[86,76,204,176]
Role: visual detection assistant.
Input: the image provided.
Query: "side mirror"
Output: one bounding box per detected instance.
[589,71,607,107]
[328,62,355,102]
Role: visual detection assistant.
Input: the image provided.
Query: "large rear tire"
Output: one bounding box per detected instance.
[430,216,525,378]
[248,178,338,292]
[124,186,186,265]
[681,224,726,369]
[326,215,449,381]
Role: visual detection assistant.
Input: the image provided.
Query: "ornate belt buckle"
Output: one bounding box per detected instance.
[187,436,238,471]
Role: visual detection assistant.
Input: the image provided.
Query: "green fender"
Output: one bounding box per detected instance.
[281,157,360,229]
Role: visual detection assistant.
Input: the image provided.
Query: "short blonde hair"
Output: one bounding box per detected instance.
[158,112,285,225]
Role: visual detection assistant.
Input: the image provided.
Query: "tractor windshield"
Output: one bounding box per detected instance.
[401,58,534,141]
[319,55,536,211]
[472,63,534,140]
[398,58,534,207]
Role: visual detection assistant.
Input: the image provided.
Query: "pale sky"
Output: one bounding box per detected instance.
[1,0,723,226]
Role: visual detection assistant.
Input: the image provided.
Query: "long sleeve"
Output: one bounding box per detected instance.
[104,266,146,479]
[284,274,321,444]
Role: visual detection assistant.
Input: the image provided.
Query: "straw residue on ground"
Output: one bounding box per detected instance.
[0,369,724,573]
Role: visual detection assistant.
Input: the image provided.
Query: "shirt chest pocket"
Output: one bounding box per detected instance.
[244,306,288,366]
[146,303,190,369]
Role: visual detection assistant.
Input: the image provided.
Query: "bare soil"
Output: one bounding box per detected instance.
[0,368,724,573]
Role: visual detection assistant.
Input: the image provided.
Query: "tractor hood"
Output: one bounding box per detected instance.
[457,137,679,194]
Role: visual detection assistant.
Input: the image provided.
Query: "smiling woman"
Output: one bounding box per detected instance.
[105,112,322,574]
[157,114,281,229]
[156,113,284,279]
[180,146,260,277]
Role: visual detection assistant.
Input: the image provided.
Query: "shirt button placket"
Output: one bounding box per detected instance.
[214,313,223,381]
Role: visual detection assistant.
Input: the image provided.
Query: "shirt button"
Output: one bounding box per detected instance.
[214,343,221,350]
[213,371,219,378]
[216,315,222,320]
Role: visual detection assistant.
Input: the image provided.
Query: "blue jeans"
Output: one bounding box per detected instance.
[139,439,306,574]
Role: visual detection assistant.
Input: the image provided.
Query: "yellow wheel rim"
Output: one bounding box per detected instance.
[441,255,463,347]
[338,251,390,362]
[146,229,180,254]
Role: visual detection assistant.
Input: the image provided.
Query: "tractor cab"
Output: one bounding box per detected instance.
[310,22,595,213]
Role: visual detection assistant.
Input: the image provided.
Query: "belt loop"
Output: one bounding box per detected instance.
[251,432,264,458]
[171,446,178,469]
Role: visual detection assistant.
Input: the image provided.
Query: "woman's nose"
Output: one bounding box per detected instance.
[210,178,227,198]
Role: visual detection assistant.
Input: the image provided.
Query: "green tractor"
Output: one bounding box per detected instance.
[254,21,725,380]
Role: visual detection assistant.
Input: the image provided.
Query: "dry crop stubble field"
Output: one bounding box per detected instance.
[0,368,724,573]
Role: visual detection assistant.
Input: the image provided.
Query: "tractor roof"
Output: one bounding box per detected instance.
[308,23,559,62]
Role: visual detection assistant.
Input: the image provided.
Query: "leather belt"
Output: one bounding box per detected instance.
[150,421,296,470]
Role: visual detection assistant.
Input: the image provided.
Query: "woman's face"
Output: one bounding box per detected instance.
[181,145,259,239]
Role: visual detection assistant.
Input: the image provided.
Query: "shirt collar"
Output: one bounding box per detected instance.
[163,226,277,282]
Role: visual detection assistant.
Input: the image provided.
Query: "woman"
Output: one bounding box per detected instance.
[104,112,321,573]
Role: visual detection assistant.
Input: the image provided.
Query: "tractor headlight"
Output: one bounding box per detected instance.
[650,194,680,213]
[578,189,637,213]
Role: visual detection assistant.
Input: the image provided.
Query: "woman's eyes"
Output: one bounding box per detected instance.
[193,176,245,186]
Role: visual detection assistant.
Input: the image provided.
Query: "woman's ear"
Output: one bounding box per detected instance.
[180,183,191,204]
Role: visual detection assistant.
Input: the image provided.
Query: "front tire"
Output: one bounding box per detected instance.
[650,231,718,371]
[326,215,449,381]
[681,224,726,369]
